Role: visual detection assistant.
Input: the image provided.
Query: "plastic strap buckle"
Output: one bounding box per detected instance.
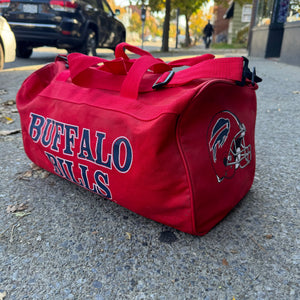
[56,55,69,68]
[236,57,262,86]
[152,70,175,89]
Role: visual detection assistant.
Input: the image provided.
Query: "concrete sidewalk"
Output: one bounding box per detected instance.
[0,46,299,299]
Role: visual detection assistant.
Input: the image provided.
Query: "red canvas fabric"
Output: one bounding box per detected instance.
[16,43,259,235]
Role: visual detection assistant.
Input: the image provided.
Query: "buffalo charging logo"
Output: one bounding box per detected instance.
[207,111,251,182]
[28,113,133,199]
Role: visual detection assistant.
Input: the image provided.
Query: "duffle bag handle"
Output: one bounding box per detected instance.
[68,52,171,94]
[168,54,215,67]
[120,55,172,99]
[164,56,262,88]
[67,47,261,94]
[67,44,217,92]
[115,42,153,60]
[121,55,262,98]
[68,45,214,74]
[68,53,109,80]
[114,42,215,68]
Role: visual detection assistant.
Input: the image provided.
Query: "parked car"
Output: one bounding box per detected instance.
[0,0,125,58]
[0,16,16,69]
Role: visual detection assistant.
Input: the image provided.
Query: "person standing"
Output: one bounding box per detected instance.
[203,20,214,49]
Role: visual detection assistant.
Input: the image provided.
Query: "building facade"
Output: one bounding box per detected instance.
[249,0,300,65]
[213,1,252,45]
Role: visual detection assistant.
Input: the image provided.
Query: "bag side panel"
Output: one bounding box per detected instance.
[16,62,66,110]
[38,81,199,121]
[17,91,194,234]
[178,81,257,235]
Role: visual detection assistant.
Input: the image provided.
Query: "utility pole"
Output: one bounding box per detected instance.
[161,0,171,52]
[247,0,258,55]
[176,8,180,49]
[141,4,146,49]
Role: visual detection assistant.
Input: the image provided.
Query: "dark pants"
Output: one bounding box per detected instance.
[203,35,212,49]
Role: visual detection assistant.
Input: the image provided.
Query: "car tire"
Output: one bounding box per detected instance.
[16,43,33,58]
[121,31,126,43]
[77,28,97,56]
[0,43,4,70]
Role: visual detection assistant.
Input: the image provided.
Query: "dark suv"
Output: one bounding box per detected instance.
[0,0,126,58]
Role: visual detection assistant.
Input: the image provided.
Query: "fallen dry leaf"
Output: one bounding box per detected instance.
[125,232,132,240]
[30,163,42,171]
[14,211,31,218]
[3,116,14,124]
[31,163,49,178]
[0,88,8,95]
[22,170,33,178]
[3,99,16,106]
[40,171,50,179]
[0,129,21,136]
[265,234,273,239]
[17,164,50,181]
[222,258,229,266]
[7,203,28,213]
[0,291,7,300]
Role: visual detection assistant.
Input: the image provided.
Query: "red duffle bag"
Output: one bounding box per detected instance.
[16,43,261,235]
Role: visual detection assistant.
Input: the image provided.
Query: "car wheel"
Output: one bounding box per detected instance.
[79,29,97,56]
[0,43,4,70]
[16,43,33,58]
[121,31,126,43]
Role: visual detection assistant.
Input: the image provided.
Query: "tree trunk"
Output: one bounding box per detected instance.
[247,0,258,54]
[185,14,191,47]
[161,0,171,52]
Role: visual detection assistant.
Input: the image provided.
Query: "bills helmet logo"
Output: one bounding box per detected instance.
[207,111,251,182]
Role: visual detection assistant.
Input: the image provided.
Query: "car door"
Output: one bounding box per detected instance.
[97,0,118,47]
[81,0,101,30]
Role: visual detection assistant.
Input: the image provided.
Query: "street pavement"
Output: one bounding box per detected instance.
[0,45,299,299]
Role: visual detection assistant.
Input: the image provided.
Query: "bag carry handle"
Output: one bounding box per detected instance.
[68,53,108,80]
[115,42,153,60]
[68,53,172,94]
[119,54,241,99]
[162,56,262,88]
[115,42,215,68]
[123,56,253,94]
[66,46,261,95]
[68,51,215,86]
[165,57,245,87]
[120,55,172,99]
[168,54,215,67]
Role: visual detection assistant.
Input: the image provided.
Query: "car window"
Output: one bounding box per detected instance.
[84,0,102,10]
[102,0,112,15]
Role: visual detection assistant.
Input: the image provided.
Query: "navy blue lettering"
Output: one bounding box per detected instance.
[51,122,65,151]
[78,129,95,162]
[63,159,78,183]
[95,132,112,168]
[93,170,112,199]
[29,113,45,142]
[57,157,71,181]
[41,119,54,147]
[77,164,90,189]
[113,137,133,173]
[44,152,64,177]
[64,125,78,155]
